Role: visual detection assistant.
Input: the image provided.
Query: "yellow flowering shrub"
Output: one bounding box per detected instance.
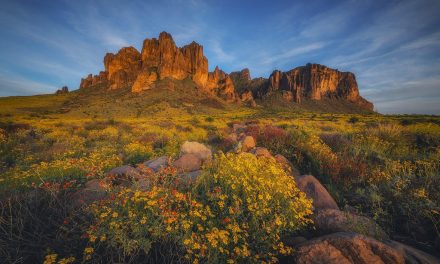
[86,153,312,263]
[191,153,313,262]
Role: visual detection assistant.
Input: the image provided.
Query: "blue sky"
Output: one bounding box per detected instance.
[0,0,439,114]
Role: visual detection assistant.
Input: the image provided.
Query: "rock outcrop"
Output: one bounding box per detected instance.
[78,32,373,111]
[265,64,373,110]
[80,32,237,101]
[55,86,69,95]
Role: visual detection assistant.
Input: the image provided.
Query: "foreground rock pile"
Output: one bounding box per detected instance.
[72,123,438,263]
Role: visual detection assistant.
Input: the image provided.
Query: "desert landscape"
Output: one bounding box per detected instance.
[0,1,439,264]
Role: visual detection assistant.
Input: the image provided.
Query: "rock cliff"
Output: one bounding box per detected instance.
[79,32,373,111]
[80,32,237,101]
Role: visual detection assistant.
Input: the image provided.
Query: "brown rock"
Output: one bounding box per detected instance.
[131,70,158,92]
[173,153,202,172]
[240,136,256,152]
[294,232,405,264]
[274,154,299,175]
[294,175,339,211]
[106,47,142,90]
[106,165,143,184]
[142,156,170,172]
[384,240,440,264]
[180,141,212,162]
[264,64,373,110]
[314,209,388,240]
[250,147,273,159]
[70,179,107,208]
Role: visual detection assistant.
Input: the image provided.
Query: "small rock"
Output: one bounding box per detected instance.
[314,208,388,240]
[173,153,202,172]
[142,156,169,172]
[250,147,273,159]
[294,175,339,211]
[180,141,212,162]
[240,136,256,152]
[106,165,143,183]
[179,170,202,184]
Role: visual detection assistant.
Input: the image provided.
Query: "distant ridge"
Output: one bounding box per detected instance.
[79,31,373,111]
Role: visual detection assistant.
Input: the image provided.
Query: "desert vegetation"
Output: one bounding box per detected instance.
[0,90,439,263]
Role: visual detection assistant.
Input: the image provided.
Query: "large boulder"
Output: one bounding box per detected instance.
[294,175,339,211]
[294,232,440,264]
[173,153,202,172]
[294,232,405,264]
[314,209,388,240]
[180,141,212,162]
[384,240,440,264]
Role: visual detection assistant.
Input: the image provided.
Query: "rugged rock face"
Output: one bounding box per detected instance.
[80,32,237,101]
[266,64,373,110]
[78,32,373,111]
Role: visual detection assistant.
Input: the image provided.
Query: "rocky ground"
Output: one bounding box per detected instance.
[71,123,440,264]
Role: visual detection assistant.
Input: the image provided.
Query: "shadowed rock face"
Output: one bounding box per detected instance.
[79,32,373,111]
[265,64,373,110]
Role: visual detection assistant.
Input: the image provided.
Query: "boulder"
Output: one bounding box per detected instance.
[173,153,202,172]
[250,147,273,159]
[142,156,170,172]
[274,154,300,176]
[384,240,440,264]
[240,136,256,152]
[314,208,388,240]
[70,179,108,208]
[180,141,212,162]
[294,175,339,211]
[294,232,440,264]
[106,165,143,183]
[294,232,405,264]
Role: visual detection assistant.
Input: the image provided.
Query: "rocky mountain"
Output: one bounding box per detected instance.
[79,32,373,111]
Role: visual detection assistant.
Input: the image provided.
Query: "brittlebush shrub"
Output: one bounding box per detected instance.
[86,153,312,263]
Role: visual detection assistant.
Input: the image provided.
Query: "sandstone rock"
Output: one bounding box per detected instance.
[274,154,299,175]
[314,208,388,240]
[106,165,143,184]
[131,70,158,92]
[294,232,405,264]
[179,170,202,184]
[240,136,256,152]
[180,141,212,162]
[384,240,440,264]
[173,153,202,172]
[70,179,107,208]
[106,47,142,90]
[240,89,256,107]
[264,64,373,110]
[294,175,339,211]
[142,156,170,172]
[250,147,273,159]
